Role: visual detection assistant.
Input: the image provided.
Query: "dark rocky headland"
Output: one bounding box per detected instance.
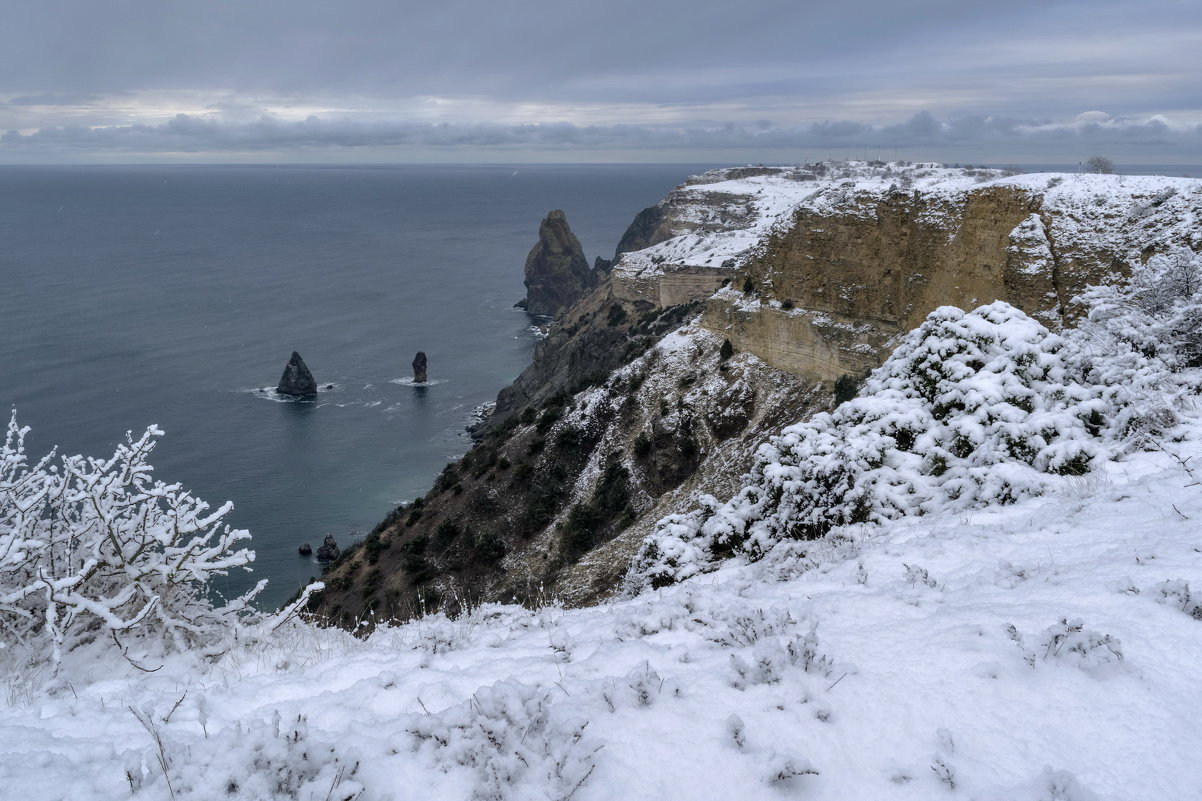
[307,163,1202,627]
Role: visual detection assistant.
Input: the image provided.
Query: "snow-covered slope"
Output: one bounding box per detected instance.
[4,427,1200,800]
[6,166,1201,800]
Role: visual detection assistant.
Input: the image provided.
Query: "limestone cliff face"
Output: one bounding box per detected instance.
[309,163,1201,627]
[699,170,1202,383]
[522,210,594,318]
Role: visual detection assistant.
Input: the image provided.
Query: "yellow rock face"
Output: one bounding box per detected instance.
[697,180,1199,382]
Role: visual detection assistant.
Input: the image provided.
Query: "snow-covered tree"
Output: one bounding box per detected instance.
[1,415,264,666]
[631,261,1202,590]
[1077,246,1202,371]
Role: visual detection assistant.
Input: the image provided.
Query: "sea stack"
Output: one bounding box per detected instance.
[412,351,428,383]
[277,351,318,397]
[315,533,340,562]
[522,210,594,318]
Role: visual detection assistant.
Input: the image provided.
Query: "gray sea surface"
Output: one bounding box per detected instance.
[0,163,706,608]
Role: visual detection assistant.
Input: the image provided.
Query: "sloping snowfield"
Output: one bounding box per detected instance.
[5,165,1201,800]
[4,427,1200,800]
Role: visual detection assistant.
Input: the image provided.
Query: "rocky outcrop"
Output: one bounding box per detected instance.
[315,534,340,562]
[412,351,428,383]
[701,171,1202,384]
[522,210,594,318]
[613,204,669,258]
[309,163,1202,629]
[277,351,317,397]
[298,543,313,556]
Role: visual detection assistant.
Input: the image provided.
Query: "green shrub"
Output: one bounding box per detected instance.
[555,425,584,450]
[401,536,431,582]
[434,519,461,548]
[536,402,564,434]
[473,531,507,564]
[361,568,383,600]
[558,462,632,558]
[433,462,459,493]
[833,374,860,406]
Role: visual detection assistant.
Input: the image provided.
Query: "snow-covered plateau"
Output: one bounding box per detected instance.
[3,164,1202,800]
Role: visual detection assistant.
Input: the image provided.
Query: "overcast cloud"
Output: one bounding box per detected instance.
[1,0,1198,163]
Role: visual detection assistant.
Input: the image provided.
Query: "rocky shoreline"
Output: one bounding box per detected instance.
[307,161,1202,626]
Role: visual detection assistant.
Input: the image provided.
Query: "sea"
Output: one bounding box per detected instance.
[0,164,710,609]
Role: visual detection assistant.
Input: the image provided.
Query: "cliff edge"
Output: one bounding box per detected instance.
[308,162,1201,626]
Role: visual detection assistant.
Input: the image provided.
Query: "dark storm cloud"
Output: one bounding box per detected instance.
[0,0,1198,160]
[4,111,1197,158]
[0,0,1057,97]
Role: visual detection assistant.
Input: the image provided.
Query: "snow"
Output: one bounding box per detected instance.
[610,162,1202,280]
[4,432,1201,800]
[4,169,1202,800]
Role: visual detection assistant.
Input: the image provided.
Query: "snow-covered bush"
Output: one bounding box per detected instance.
[126,710,363,801]
[405,678,601,801]
[1154,579,1202,620]
[1039,618,1125,674]
[1,415,264,666]
[1076,246,1202,372]
[633,301,1149,588]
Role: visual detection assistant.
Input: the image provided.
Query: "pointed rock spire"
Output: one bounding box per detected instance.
[522,209,594,318]
[412,351,428,383]
[277,351,318,397]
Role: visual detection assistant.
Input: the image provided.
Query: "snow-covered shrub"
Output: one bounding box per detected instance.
[707,605,797,648]
[764,751,819,787]
[600,661,677,710]
[406,678,601,801]
[633,302,1144,587]
[126,710,363,801]
[1040,618,1125,673]
[1076,246,1202,372]
[727,629,834,690]
[1153,579,1202,620]
[1,415,264,666]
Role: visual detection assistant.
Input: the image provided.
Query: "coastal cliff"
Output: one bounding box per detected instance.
[309,162,1202,625]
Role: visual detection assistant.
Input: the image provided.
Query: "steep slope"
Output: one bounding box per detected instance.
[309,162,1201,626]
[10,426,1202,801]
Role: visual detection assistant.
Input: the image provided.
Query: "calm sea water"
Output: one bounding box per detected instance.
[0,164,706,608]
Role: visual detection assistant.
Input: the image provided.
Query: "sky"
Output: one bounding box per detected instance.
[0,0,1199,165]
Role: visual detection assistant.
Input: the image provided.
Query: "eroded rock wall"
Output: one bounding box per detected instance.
[702,176,1202,382]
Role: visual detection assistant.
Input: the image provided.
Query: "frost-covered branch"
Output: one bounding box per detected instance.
[1,415,265,667]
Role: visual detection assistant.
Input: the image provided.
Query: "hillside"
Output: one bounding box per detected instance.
[5,408,1201,800]
[310,162,1202,623]
[4,162,1201,801]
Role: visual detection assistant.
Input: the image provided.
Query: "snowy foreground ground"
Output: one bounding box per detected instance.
[4,423,1201,800]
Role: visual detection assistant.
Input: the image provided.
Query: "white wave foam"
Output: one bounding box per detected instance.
[244,383,339,403]
[389,377,448,387]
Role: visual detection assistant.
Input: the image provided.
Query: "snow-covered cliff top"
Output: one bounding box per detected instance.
[612,162,1202,279]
